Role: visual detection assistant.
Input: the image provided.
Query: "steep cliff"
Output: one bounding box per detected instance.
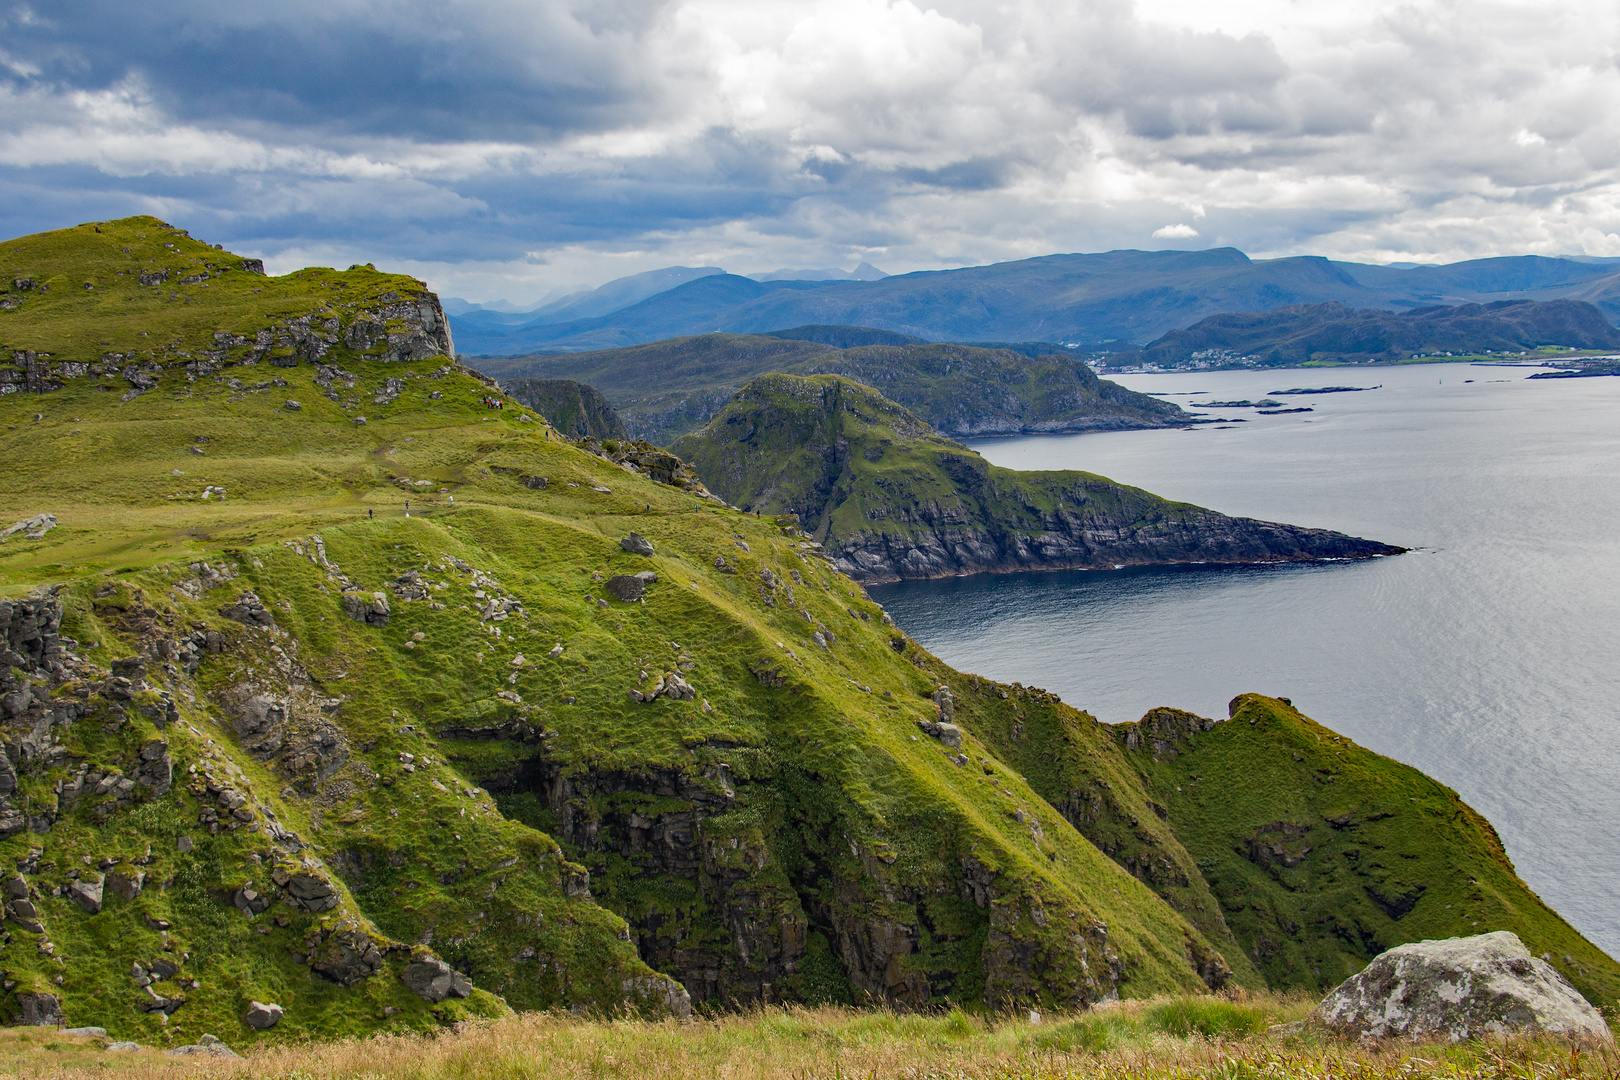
[672,374,1402,583]
[503,378,630,441]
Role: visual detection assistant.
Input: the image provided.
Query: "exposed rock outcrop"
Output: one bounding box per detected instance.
[503,378,630,440]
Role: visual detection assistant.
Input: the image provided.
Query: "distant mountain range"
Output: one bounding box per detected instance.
[448,250,1620,357]
[1139,299,1620,368]
[469,334,1187,445]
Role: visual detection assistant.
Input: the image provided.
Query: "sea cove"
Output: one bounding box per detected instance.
[872,362,1620,957]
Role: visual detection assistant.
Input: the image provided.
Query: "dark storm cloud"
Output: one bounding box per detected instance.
[0,0,672,139]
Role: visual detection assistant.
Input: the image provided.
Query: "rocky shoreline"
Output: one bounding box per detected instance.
[830,514,1401,584]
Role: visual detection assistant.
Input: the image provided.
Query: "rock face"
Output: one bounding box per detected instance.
[399,956,474,1003]
[14,992,62,1025]
[1314,932,1612,1042]
[340,591,391,627]
[503,378,630,440]
[673,374,1404,583]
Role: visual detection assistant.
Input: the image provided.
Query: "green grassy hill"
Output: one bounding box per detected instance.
[472,335,1186,445]
[671,374,1402,583]
[1115,695,1619,1009]
[0,218,1612,1054]
[0,217,1237,1046]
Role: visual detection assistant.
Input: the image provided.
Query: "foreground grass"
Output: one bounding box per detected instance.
[0,995,1612,1080]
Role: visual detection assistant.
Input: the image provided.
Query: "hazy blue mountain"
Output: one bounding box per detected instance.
[750,261,890,282]
[449,248,1620,357]
[1138,299,1620,367]
[763,324,927,347]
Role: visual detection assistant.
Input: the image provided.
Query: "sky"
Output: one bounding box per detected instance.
[3,0,1619,303]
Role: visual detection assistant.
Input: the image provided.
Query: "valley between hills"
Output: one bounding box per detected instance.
[0,217,1614,1054]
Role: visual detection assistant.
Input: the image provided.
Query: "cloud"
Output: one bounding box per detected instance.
[1153,224,1200,239]
[2,0,1620,299]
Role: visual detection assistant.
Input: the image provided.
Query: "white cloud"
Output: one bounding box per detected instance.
[5,0,1620,297]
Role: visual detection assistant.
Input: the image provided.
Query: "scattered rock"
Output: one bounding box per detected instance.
[399,955,473,1003]
[1314,931,1612,1042]
[604,571,657,602]
[548,643,564,659]
[285,399,301,410]
[243,1000,283,1030]
[916,720,963,749]
[107,1041,141,1052]
[306,925,384,985]
[63,1026,107,1038]
[219,590,274,627]
[0,514,57,543]
[932,685,955,723]
[620,533,656,556]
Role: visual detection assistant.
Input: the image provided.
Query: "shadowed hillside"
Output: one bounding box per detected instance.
[478,335,1187,444]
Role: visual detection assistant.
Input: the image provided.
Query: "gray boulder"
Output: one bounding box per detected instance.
[399,955,473,1003]
[169,1034,240,1058]
[64,1026,107,1038]
[604,571,657,602]
[916,719,963,749]
[67,877,103,914]
[1315,931,1612,1042]
[243,1000,283,1030]
[619,533,655,556]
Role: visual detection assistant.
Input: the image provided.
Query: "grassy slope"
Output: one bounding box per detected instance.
[1118,695,1620,1010]
[0,219,1229,1045]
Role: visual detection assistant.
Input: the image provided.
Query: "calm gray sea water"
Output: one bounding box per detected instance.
[870,362,1620,957]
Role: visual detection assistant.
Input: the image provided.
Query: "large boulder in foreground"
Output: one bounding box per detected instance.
[1315,932,1611,1042]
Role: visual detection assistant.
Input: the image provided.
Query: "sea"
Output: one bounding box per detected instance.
[869,362,1620,957]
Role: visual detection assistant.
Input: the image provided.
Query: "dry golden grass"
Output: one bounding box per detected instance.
[1,996,1613,1080]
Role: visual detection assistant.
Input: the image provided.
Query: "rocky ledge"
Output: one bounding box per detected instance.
[829,502,1402,584]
